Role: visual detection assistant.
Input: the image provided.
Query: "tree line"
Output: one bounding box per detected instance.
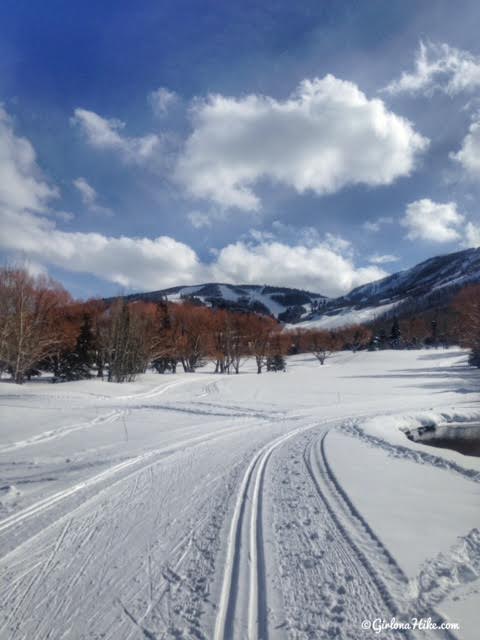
[0,266,290,383]
[1,266,479,384]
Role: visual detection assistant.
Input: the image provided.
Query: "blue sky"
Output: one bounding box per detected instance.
[1,0,480,298]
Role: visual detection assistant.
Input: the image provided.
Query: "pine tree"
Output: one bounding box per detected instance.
[56,315,95,381]
[390,317,401,348]
[266,354,286,372]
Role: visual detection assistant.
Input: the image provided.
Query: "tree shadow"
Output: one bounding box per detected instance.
[341,363,480,394]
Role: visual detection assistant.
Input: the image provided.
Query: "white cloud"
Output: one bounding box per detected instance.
[1,208,387,295]
[187,211,212,229]
[149,87,178,117]
[450,118,480,178]
[73,177,112,216]
[73,177,96,205]
[362,216,394,233]
[384,41,480,96]
[0,103,387,297]
[0,106,57,212]
[1,208,203,289]
[211,241,386,296]
[176,75,428,211]
[463,221,480,247]
[368,253,399,264]
[401,199,465,243]
[72,108,160,164]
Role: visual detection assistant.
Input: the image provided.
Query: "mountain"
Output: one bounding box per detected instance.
[118,282,327,321]
[298,247,480,330]
[115,247,480,329]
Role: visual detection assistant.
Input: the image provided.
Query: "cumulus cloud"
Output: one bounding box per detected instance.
[73,177,112,216]
[401,199,465,243]
[176,75,428,211]
[0,103,387,296]
[0,106,57,212]
[2,205,386,294]
[384,41,480,96]
[450,118,480,178]
[210,241,386,295]
[149,87,178,117]
[1,208,202,289]
[72,108,160,164]
[1,209,387,294]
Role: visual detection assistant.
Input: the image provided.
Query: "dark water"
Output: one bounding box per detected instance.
[405,423,480,457]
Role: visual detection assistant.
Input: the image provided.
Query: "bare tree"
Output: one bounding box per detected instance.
[302,329,338,365]
[0,266,73,383]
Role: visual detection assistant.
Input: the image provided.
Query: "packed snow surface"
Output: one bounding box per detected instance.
[0,349,479,639]
[293,301,401,330]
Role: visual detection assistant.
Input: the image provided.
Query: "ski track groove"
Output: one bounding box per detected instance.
[0,418,272,547]
[3,519,72,638]
[214,415,365,640]
[303,434,408,630]
[306,430,459,640]
[0,376,214,455]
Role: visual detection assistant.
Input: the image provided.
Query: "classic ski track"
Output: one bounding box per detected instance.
[0,375,214,454]
[306,431,459,640]
[213,415,360,640]
[0,417,272,550]
[0,409,125,453]
[303,433,406,623]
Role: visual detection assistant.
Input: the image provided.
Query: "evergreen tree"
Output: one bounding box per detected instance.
[431,319,438,345]
[56,315,95,381]
[266,354,286,372]
[390,317,401,348]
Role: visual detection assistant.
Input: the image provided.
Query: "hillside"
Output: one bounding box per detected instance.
[297,247,480,329]
[115,247,480,329]
[118,282,327,321]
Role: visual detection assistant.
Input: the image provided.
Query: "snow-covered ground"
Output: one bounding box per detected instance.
[0,349,479,639]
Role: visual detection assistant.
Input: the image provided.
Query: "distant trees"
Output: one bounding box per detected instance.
[294,325,372,364]
[453,284,480,366]
[7,264,479,384]
[0,265,299,384]
[301,329,337,365]
[338,325,372,352]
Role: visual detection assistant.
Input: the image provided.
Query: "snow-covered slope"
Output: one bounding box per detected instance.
[115,247,480,329]
[298,247,480,329]
[121,282,327,319]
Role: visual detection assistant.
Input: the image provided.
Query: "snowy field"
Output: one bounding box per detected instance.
[0,349,479,640]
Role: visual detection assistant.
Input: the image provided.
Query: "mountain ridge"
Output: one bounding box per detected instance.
[115,247,480,328]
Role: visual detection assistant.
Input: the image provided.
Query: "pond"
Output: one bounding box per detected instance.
[404,423,480,457]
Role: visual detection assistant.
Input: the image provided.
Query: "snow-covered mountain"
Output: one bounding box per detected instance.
[299,247,480,329]
[120,282,327,321]
[118,247,480,328]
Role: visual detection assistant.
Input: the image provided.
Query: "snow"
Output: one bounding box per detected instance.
[0,348,479,639]
[247,288,285,316]
[294,300,401,329]
[218,284,241,302]
[164,284,292,317]
[326,431,480,576]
